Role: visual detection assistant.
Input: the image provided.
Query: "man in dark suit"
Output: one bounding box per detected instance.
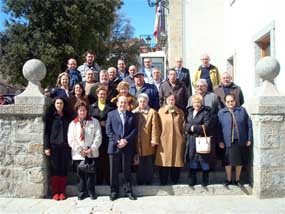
[173,57,192,96]
[106,96,137,201]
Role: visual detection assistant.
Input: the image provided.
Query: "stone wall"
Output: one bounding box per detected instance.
[0,104,48,198]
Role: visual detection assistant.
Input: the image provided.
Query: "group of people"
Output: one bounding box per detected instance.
[44,50,253,202]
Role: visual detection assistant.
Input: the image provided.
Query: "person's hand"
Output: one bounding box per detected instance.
[117,139,127,148]
[80,149,86,157]
[190,126,194,132]
[44,149,51,156]
[246,141,252,147]
[219,142,225,149]
[85,148,92,155]
[100,121,106,127]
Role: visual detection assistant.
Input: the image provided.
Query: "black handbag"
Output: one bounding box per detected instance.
[78,157,96,174]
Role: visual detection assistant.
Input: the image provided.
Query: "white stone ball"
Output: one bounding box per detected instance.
[256,56,280,82]
[22,59,46,82]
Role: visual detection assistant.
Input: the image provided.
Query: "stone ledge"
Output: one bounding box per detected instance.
[66,184,252,197]
[0,104,46,115]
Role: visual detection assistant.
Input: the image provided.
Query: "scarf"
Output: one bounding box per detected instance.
[229,109,240,143]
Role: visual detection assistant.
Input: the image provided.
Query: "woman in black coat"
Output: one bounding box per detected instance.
[185,94,213,186]
[90,86,114,185]
[44,97,71,200]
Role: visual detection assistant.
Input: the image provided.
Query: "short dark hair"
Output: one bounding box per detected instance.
[224,93,236,102]
[84,50,95,56]
[74,100,89,117]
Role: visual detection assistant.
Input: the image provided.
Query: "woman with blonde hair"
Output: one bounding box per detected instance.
[50,72,71,99]
[111,81,137,111]
[185,94,213,186]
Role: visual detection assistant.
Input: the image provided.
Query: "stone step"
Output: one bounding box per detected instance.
[66,184,252,197]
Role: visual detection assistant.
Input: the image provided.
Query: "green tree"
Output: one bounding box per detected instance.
[0,0,122,87]
[105,13,140,68]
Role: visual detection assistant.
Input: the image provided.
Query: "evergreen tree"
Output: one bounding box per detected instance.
[0,0,122,87]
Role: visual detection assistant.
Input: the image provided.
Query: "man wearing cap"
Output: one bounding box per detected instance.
[129,72,159,110]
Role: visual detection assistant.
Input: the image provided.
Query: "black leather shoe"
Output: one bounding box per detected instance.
[224,180,232,187]
[109,192,118,201]
[89,193,97,200]
[126,193,137,200]
[234,180,243,188]
[78,193,87,200]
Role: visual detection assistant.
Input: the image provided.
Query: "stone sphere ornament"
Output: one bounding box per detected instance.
[255,56,280,83]
[22,59,47,83]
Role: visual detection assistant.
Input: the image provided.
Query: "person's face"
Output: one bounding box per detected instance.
[134,75,144,86]
[152,69,161,80]
[117,97,128,112]
[67,59,77,70]
[168,70,177,83]
[61,75,69,87]
[201,56,210,67]
[192,100,202,111]
[100,73,109,84]
[119,86,129,96]
[175,59,182,68]
[144,59,152,68]
[108,69,116,80]
[128,66,137,76]
[86,71,94,82]
[196,82,207,95]
[166,95,175,107]
[225,96,236,110]
[118,60,126,71]
[86,53,95,65]
[138,97,148,109]
[77,106,87,120]
[97,90,107,102]
[221,73,232,86]
[55,99,64,112]
[74,84,83,97]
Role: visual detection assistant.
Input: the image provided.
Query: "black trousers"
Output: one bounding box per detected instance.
[96,146,110,185]
[159,167,181,185]
[109,152,132,194]
[74,159,96,196]
[136,155,154,185]
[49,144,70,176]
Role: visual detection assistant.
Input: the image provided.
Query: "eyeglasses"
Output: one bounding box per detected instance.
[196,85,205,88]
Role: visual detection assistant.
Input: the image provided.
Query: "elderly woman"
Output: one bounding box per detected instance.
[133,93,160,185]
[44,97,71,200]
[155,94,185,185]
[218,94,253,187]
[68,101,102,200]
[185,94,212,186]
[90,86,114,185]
[111,81,137,111]
[50,72,71,99]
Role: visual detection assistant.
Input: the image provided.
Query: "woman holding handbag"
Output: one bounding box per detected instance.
[68,101,102,200]
[218,94,253,187]
[44,97,71,200]
[184,94,213,187]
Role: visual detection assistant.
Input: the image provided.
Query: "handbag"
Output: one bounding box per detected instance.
[195,125,211,154]
[78,157,96,174]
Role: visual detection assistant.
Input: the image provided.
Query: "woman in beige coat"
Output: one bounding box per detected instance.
[155,94,185,185]
[133,93,160,185]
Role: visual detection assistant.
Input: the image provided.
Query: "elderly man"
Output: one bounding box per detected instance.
[140,58,154,84]
[188,79,220,114]
[173,57,192,96]
[123,65,137,86]
[192,54,220,92]
[159,69,188,111]
[106,96,137,201]
[117,59,129,81]
[108,67,121,89]
[78,50,101,82]
[90,70,118,103]
[83,69,96,96]
[129,72,159,110]
[65,58,82,89]
[152,67,163,91]
[214,72,244,108]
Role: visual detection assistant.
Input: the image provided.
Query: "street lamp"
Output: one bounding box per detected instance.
[145,35,152,47]
[147,0,169,9]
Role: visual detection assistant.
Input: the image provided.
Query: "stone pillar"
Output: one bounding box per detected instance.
[249,57,285,198]
[0,59,48,198]
[167,0,183,67]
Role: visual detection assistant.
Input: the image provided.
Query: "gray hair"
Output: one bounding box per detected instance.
[196,79,208,86]
[137,93,149,102]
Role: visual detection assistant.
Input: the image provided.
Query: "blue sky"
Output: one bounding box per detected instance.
[0,0,155,37]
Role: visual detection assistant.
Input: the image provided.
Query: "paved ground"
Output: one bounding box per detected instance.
[0,195,284,214]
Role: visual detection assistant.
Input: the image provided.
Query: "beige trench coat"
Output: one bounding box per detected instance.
[155,105,185,167]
